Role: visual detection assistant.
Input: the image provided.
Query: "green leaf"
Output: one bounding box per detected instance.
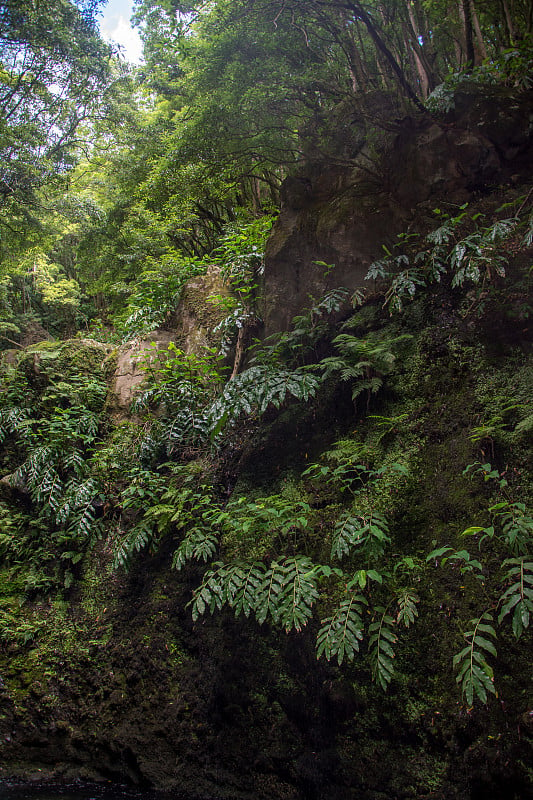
[453,612,497,705]
[316,592,366,665]
[369,608,398,690]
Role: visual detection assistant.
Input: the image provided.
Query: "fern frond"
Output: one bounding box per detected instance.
[277,556,320,632]
[396,591,419,627]
[0,407,31,444]
[485,217,517,241]
[208,365,320,437]
[426,223,455,245]
[351,377,383,400]
[190,562,227,620]
[523,214,533,246]
[62,478,103,541]
[453,612,497,705]
[369,607,398,690]
[316,591,367,665]
[112,520,158,571]
[226,562,265,617]
[331,511,390,561]
[62,449,86,477]
[172,527,219,570]
[498,559,533,638]
[34,466,63,512]
[255,560,286,625]
[166,406,211,445]
[514,411,533,436]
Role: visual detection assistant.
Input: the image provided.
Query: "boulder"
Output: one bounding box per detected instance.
[109,331,174,411]
[109,266,230,411]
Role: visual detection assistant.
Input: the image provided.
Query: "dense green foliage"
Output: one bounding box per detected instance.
[0,3,532,796]
[3,0,533,346]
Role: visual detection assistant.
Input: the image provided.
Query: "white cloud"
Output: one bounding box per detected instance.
[99,0,144,64]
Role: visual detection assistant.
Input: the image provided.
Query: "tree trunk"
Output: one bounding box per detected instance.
[231,322,249,379]
[459,0,476,69]
[470,0,488,60]
[346,1,427,111]
[500,0,516,44]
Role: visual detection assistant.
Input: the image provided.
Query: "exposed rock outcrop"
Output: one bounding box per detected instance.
[108,266,230,411]
[109,331,174,412]
[262,86,533,336]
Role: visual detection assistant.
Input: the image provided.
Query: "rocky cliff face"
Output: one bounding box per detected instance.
[262,86,533,335]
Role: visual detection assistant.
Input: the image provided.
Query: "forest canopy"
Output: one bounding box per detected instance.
[1,0,532,343]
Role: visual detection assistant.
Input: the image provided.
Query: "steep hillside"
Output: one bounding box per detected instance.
[0,84,531,800]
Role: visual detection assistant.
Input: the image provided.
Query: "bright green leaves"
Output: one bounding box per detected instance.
[56,477,103,541]
[253,561,286,625]
[253,288,351,368]
[0,0,114,206]
[133,344,323,458]
[319,332,411,405]
[331,511,390,562]
[462,463,533,556]
[316,591,367,665]
[498,559,533,638]
[190,546,420,690]
[220,494,311,561]
[115,252,210,341]
[449,218,516,288]
[190,556,321,632]
[0,344,111,587]
[114,477,224,572]
[230,562,268,619]
[210,364,321,427]
[453,612,497,706]
[426,545,483,576]
[279,557,321,632]
[365,205,526,315]
[112,468,173,570]
[112,520,159,572]
[491,503,533,556]
[317,591,406,685]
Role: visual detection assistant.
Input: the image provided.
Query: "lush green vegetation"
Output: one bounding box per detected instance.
[2,0,533,344]
[0,1,532,795]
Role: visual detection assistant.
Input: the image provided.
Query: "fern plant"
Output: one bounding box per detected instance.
[462,462,533,555]
[112,519,160,571]
[498,558,533,638]
[207,364,321,440]
[429,462,532,703]
[396,590,420,627]
[219,493,311,559]
[365,205,522,314]
[316,588,367,665]
[0,406,32,445]
[368,606,398,690]
[56,477,103,542]
[190,556,323,632]
[302,440,373,496]
[453,612,497,705]
[172,527,219,570]
[331,510,390,562]
[319,332,411,408]
[252,287,351,367]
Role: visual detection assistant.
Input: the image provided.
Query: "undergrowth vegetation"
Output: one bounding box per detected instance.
[1,183,531,710]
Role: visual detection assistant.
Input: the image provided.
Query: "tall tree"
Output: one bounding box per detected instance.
[0,0,114,225]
